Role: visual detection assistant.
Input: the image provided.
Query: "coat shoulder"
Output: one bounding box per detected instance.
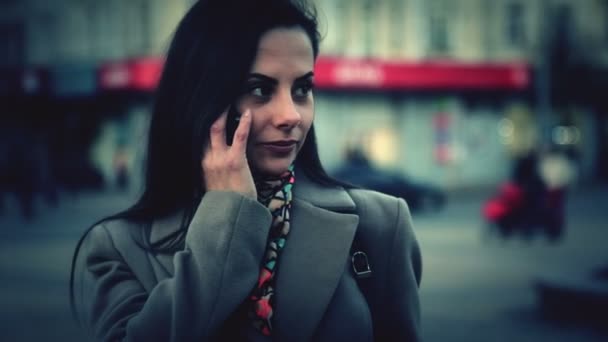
[78,217,148,267]
[346,188,411,230]
[86,217,144,247]
[344,188,417,268]
[77,217,161,292]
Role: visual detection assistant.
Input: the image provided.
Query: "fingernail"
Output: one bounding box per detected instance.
[244,109,250,117]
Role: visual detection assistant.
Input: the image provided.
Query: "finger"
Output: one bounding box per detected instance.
[209,110,228,150]
[229,108,251,155]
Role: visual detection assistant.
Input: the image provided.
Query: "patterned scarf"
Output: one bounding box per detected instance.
[249,164,295,336]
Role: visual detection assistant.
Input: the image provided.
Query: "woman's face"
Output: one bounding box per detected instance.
[239,27,315,178]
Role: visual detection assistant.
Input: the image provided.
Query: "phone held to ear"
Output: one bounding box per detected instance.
[225,105,242,145]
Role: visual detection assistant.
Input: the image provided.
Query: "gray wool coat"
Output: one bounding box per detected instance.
[73,173,422,341]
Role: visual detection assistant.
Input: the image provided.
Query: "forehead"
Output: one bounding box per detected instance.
[251,27,314,76]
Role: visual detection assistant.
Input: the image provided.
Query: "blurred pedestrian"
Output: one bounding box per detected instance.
[1,119,38,220]
[70,1,422,341]
[483,148,548,239]
[112,143,130,191]
[512,148,547,235]
[483,144,573,242]
[538,145,575,241]
[332,146,377,186]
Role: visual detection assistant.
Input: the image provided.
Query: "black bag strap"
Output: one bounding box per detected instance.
[346,189,373,299]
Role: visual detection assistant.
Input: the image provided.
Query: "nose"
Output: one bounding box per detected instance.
[272,90,301,130]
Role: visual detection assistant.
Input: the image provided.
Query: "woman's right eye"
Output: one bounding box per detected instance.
[248,84,273,98]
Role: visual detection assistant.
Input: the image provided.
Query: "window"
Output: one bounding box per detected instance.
[363,0,376,56]
[389,0,405,56]
[428,0,450,56]
[86,1,102,58]
[123,0,152,54]
[139,0,151,53]
[605,1,608,46]
[604,0,608,47]
[506,2,526,47]
[334,0,348,54]
[554,5,573,44]
[429,15,448,53]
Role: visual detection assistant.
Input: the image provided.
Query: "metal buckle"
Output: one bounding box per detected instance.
[352,251,372,279]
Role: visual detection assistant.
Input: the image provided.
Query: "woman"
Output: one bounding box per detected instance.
[71,0,422,340]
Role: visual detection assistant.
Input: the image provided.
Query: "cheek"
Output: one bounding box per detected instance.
[300,107,314,135]
[247,115,265,140]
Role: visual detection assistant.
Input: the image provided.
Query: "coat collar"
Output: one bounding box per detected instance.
[148,208,187,247]
[149,169,360,340]
[291,168,356,213]
[149,168,357,245]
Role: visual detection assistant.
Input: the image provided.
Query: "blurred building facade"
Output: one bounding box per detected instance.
[1,0,607,192]
[315,0,608,188]
[0,0,196,195]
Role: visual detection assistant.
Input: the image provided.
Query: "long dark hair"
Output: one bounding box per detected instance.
[70,0,346,315]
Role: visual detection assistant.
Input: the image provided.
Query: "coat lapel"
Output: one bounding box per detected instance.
[273,173,359,341]
[148,210,185,277]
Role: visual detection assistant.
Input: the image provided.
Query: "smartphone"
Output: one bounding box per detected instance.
[225,104,242,145]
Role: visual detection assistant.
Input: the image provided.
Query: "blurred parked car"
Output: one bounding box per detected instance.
[332,149,446,213]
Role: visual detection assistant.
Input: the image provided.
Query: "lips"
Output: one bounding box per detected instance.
[259,140,298,153]
[263,140,298,146]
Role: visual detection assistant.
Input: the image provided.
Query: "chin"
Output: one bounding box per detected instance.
[251,157,295,178]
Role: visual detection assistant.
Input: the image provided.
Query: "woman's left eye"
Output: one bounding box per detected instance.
[293,82,314,97]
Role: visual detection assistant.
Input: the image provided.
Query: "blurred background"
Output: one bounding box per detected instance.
[0,0,607,341]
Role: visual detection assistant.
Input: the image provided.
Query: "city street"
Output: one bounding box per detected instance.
[0,185,606,341]
[415,186,608,342]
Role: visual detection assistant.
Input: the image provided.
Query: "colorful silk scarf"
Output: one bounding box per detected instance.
[249,164,295,336]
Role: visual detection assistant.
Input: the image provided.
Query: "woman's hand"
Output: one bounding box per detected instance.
[202,109,257,199]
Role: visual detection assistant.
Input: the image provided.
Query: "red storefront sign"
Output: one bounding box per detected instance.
[314,57,530,91]
[99,56,530,91]
[99,56,164,91]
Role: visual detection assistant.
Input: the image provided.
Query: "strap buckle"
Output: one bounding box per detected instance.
[352,251,372,279]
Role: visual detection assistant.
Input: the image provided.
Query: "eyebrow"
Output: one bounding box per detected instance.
[247,71,314,84]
